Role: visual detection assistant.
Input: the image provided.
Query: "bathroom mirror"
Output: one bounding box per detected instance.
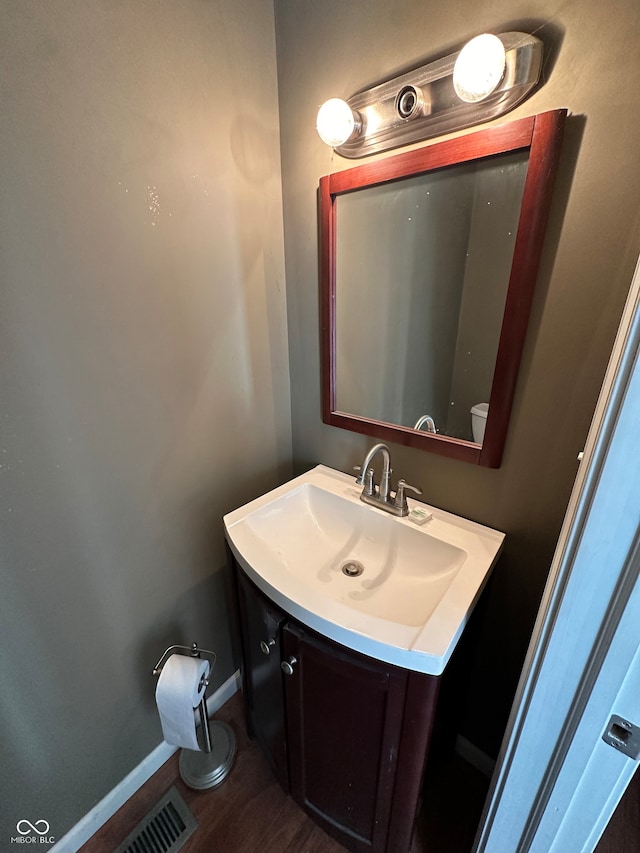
[320,109,566,467]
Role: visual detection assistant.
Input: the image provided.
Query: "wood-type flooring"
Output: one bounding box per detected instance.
[80,691,639,853]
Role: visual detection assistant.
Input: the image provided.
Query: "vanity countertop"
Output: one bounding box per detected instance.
[224,464,504,675]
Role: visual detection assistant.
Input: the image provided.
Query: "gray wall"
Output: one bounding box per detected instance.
[275,0,640,756]
[0,0,290,843]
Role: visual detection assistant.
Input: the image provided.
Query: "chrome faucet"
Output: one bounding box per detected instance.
[354,443,422,517]
[413,414,437,433]
[356,443,392,500]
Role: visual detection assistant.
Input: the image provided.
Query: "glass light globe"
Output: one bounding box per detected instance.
[316,98,360,147]
[453,34,506,103]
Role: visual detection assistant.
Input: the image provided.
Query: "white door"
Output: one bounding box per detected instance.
[476,254,640,853]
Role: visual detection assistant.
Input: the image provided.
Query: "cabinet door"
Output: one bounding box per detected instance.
[235,566,289,790]
[282,623,408,853]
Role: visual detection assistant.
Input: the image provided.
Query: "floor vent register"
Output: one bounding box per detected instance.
[114,786,198,853]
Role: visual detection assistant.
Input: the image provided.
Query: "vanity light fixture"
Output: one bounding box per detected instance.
[316,31,543,158]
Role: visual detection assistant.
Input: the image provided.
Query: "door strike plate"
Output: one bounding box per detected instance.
[602,715,640,759]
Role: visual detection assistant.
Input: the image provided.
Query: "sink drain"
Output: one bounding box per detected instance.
[341,560,364,577]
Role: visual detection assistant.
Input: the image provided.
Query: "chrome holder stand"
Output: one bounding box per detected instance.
[153,642,236,790]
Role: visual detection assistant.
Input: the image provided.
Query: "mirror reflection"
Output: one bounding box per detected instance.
[335,150,529,443]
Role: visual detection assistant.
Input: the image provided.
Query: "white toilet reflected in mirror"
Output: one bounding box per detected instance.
[471,403,489,443]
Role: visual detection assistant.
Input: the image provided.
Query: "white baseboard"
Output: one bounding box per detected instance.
[455,734,496,779]
[51,670,241,853]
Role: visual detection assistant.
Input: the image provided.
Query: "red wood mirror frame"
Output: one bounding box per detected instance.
[320,109,566,467]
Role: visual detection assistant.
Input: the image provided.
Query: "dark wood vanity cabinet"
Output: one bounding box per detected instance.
[235,566,289,790]
[233,562,441,853]
[283,622,412,852]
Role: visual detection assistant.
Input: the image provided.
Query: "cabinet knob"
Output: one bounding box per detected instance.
[259,638,276,655]
[280,656,297,676]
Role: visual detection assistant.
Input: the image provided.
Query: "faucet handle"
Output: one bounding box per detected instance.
[362,467,376,496]
[354,465,376,495]
[393,479,423,513]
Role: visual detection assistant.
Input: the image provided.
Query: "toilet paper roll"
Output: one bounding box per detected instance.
[155,654,210,751]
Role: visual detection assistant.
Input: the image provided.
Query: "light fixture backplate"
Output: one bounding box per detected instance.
[335,32,543,158]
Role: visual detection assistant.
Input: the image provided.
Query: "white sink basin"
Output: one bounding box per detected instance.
[237,482,465,627]
[224,465,504,675]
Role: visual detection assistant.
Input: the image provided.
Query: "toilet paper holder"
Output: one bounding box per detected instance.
[153,642,216,753]
[152,641,237,789]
